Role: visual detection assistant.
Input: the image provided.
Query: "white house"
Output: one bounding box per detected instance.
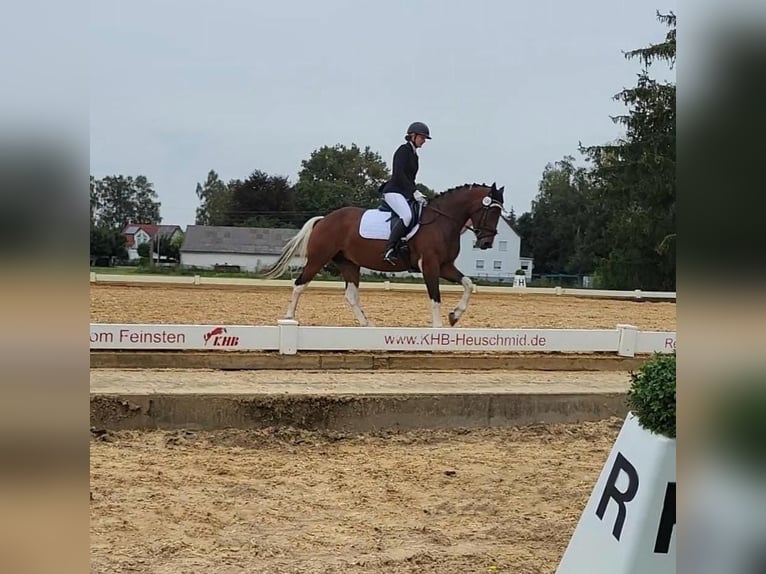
[453,216,524,282]
[179,225,301,273]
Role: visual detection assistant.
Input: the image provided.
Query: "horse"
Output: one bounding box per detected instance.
[257,182,505,328]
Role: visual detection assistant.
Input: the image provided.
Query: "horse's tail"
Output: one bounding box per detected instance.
[257,216,324,280]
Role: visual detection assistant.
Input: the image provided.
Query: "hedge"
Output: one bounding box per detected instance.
[626,352,676,439]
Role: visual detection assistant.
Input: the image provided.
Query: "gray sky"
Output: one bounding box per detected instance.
[90,0,676,227]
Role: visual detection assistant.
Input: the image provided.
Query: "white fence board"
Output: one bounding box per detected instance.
[636,331,676,354]
[90,323,676,356]
[89,323,279,350]
[297,327,619,353]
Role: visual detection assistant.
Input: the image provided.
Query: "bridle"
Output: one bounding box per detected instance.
[422,189,503,241]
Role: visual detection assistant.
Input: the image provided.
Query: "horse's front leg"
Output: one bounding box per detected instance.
[440,262,473,326]
[421,258,443,328]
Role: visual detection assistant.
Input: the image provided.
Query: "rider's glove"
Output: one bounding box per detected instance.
[413,190,427,204]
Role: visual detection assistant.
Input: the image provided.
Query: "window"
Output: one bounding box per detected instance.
[475,260,485,269]
[493,260,502,270]
[499,241,508,252]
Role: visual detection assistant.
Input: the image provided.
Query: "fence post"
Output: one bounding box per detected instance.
[278,319,299,355]
[617,324,639,357]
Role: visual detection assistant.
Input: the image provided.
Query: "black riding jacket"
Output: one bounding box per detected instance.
[381,142,418,200]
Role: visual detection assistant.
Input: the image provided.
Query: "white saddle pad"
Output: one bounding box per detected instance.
[358,209,420,241]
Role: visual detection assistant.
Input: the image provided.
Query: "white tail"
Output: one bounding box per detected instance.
[258,216,324,279]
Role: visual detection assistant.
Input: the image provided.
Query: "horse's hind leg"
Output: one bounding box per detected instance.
[334,256,373,327]
[285,248,336,321]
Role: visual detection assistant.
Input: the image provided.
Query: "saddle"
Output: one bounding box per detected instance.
[377,197,423,235]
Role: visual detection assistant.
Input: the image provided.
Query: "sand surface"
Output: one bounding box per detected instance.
[90,284,675,330]
[90,418,621,574]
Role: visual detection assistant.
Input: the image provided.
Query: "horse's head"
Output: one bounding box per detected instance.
[467,183,505,249]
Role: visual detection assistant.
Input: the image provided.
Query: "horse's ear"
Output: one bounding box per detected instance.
[491,182,497,191]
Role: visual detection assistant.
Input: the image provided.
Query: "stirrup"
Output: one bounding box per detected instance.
[383,248,398,264]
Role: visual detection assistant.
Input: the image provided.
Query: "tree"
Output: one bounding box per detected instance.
[90,224,127,261]
[521,157,596,275]
[152,232,182,261]
[579,11,676,290]
[137,241,151,259]
[504,206,517,227]
[515,211,534,258]
[195,170,232,226]
[91,175,161,228]
[90,175,99,226]
[227,170,297,228]
[293,143,390,219]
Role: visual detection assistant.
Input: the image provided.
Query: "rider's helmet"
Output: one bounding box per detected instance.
[407,122,431,139]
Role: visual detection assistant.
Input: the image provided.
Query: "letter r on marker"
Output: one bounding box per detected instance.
[595,452,640,541]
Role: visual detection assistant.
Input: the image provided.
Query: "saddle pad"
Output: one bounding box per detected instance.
[358,209,420,241]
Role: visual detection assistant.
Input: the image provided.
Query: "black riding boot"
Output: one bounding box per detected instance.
[383,219,407,264]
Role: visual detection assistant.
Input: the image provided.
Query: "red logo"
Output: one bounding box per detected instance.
[203,326,240,347]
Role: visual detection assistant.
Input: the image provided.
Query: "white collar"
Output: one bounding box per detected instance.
[409,141,418,155]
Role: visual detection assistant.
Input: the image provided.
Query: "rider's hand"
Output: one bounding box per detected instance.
[413,190,427,204]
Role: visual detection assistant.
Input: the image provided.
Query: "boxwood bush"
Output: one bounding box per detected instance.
[626,352,676,439]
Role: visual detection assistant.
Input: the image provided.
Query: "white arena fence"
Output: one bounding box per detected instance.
[89,273,676,301]
[89,322,676,357]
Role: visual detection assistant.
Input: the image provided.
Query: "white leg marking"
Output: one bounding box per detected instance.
[431,300,442,328]
[452,276,474,322]
[285,284,305,319]
[344,283,370,327]
[417,257,424,273]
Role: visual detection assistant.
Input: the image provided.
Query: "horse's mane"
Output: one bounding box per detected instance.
[431,182,490,205]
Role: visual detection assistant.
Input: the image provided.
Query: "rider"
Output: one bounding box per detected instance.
[381,121,430,264]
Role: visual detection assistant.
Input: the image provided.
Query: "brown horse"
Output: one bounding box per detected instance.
[258,182,505,328]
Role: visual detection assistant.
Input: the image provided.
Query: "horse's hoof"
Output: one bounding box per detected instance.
[449,312,458,326]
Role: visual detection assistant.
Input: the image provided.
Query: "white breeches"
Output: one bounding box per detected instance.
[383,192,412,227]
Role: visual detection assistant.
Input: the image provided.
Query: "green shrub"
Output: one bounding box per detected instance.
[626,352,676,438]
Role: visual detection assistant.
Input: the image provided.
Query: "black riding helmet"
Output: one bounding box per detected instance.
[407,121,431,139]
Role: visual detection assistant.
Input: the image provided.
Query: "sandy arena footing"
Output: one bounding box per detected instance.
[90,369,631,432]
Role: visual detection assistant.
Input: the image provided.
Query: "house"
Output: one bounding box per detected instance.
[122,224,183,261]
[453,216,525,282]
[179,225,301,272]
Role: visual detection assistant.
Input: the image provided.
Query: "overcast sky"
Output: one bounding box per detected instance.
[90,0,676,227]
